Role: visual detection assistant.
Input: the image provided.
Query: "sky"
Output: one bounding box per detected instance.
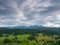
[0,0,60,27]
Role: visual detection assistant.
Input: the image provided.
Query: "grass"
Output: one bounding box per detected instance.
[0,33,59,45]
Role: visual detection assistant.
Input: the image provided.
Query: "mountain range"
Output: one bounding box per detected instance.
[0,25,59,29]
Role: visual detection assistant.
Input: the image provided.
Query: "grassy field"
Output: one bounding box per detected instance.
[0,33,60,45]
[0,28,60,45]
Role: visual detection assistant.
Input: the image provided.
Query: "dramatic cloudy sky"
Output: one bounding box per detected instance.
[0,0,60,27]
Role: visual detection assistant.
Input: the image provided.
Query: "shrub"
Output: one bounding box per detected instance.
[4,38,12,43]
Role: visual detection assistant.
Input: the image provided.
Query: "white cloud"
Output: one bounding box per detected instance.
[43,22,54,26]
[43,22,60,27]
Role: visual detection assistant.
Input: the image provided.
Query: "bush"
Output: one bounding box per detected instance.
[56,40,60,45]
[4,38,12,43]
[28,36,36,41]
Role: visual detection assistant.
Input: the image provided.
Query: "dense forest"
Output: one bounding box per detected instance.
[0,28,60,45]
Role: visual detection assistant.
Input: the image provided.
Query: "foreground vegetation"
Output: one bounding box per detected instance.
[0,28,60,45]
[0,33,60,45]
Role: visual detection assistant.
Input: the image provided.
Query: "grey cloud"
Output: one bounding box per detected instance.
[40,0,60,15]
[0,0,60,27]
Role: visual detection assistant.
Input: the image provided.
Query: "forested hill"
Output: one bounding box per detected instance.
[0,27,60,36]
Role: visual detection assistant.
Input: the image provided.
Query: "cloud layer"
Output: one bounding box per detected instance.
[0,0,60,27]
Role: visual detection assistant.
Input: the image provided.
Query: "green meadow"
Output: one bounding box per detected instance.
[0,28,60,45]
